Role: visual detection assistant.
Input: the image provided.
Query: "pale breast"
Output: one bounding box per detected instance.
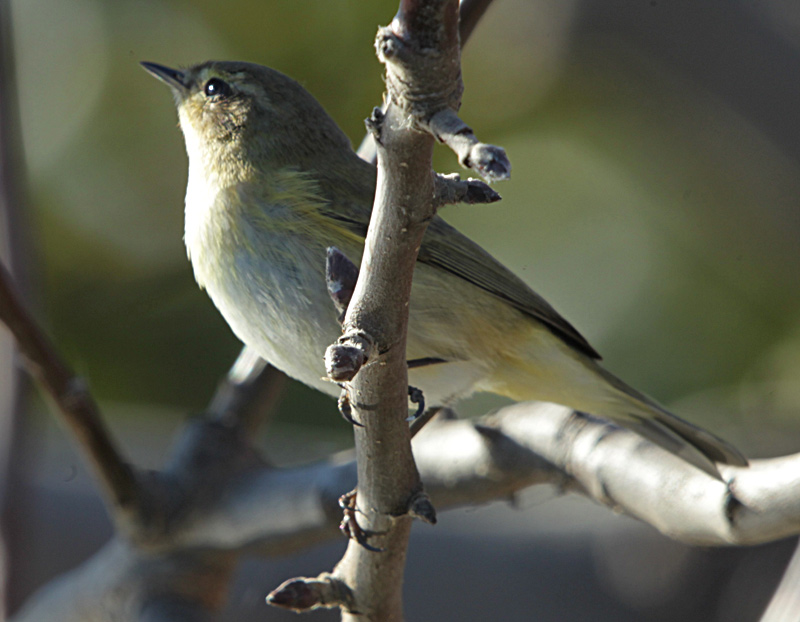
[186,181,345,396]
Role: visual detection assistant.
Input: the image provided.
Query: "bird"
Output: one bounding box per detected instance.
[141,59,747,477]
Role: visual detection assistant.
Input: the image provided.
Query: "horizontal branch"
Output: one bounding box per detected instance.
[436,403,800,546]
[14,399,796,620]
[174,403,796,552]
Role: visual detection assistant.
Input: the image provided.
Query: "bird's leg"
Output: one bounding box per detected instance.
[405,357,446,423]
[338,489,384,552]
[327,247,438,427]
[337,384,363,427]
[406,357,447,369]
[407,386,425,422]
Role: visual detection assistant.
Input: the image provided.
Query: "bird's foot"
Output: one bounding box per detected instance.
[338,489,383,552]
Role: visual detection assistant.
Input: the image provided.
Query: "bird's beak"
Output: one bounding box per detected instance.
[140,62,189,95]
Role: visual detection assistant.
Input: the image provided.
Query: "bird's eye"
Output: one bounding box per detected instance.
[203,78,232,99]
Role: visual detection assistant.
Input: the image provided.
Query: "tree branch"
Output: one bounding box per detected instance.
[416,403,800,545]
[15,398,800,621]
[206,346,285,436]
[298,1,498,619]
[177,403,800,554]
[0,0,32,611]
[356,0,502,165]
[137,403,800,553]
[0,262,141,522]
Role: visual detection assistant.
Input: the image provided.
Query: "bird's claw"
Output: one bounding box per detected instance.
[339,489,383,552]
[337,384,364,427]
[406,385,425,422]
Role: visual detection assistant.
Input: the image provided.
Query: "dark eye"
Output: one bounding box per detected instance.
[203,78,232,98]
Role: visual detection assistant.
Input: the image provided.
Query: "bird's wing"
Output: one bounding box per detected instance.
[419,217,600,359]
[319,197,600,360]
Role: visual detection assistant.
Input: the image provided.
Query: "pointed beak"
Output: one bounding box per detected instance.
[140,62,189,95]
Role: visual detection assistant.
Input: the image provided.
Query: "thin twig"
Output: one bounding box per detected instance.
[0,261,140,516]
[0,1,32,610]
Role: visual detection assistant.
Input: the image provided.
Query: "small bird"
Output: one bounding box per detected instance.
[142,60,746,476]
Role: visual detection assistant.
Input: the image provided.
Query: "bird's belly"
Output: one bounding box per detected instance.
[194,230,501,408]
[197,237,343,397]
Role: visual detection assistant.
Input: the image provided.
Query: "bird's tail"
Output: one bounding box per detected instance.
[589,360,747,469]
[490,356,747,479]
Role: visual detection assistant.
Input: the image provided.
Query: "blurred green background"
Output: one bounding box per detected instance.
[7,1,800,620]
[10,0,800,451]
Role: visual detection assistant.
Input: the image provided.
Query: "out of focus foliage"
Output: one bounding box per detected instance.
[11,0,800,449]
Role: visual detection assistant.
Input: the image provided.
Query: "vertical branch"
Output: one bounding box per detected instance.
[270,0,508,617]
[332,102,438,620]
[321,0,506,619]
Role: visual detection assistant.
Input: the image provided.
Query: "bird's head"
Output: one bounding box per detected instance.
[141,60,355,178]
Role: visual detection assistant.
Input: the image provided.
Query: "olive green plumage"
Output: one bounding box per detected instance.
[142,60,746,476]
